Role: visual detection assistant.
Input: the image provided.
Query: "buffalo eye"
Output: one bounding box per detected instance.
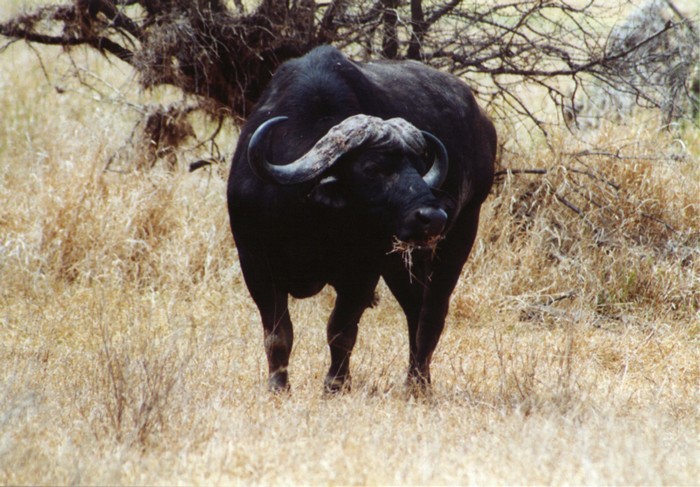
[361,161,382,178]
[359,155,395,178]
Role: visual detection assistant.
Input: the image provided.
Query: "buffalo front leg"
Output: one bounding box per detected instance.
[382,258,425,385]
[325,277,379,393]
[410,205,482,386]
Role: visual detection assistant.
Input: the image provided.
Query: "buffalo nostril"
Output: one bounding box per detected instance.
[415,207,448,235]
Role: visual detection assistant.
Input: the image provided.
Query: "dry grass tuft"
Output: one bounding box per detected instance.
[1,44,698,485]
[387,235,443,279]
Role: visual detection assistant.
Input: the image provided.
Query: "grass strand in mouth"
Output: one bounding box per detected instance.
[388,235,443,282]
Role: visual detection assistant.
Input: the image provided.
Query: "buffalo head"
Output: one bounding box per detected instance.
[247,114,450,247]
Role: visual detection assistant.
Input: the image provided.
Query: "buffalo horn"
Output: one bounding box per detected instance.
[248,115,360,185]
[248,114,448,186]
[420,131,449,189]
[247,116,297,184]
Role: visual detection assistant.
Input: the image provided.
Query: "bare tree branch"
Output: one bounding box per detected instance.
[407,0,426,60]
[381,0,399,59]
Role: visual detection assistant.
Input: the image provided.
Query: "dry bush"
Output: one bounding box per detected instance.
[466,117,700,326]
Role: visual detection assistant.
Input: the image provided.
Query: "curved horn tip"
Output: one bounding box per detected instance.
[248,116,289,160]
[247,116,289,183]
[421,131,449,188]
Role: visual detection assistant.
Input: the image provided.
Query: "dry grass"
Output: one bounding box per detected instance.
[1,39,698,485]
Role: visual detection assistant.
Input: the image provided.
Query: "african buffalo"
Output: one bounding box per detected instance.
[227,45,496,392]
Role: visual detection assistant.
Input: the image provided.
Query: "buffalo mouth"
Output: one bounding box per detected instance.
[399,233,444,251]
[391,206,448,251]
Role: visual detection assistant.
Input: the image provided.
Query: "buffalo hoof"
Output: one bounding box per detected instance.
[323,374,351,394]
[406,367,431,391]
[268,369,290,393]
[405,376,433,400]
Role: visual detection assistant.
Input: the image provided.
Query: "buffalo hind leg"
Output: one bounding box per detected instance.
[233,236,295,392]
[325,277,379,393]
[257,290,294,392]
[411,205,482,386]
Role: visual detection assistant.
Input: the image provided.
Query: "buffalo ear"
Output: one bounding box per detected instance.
[308,176,347,209]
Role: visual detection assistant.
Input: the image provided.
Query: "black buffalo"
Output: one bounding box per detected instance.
[227,45,496,392]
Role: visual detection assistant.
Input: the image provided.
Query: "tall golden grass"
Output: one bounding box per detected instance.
[1,39,698,484]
